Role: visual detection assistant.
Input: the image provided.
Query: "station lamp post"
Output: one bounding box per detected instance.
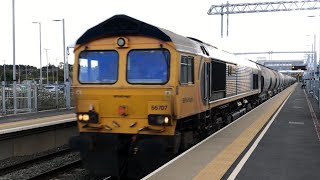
[308,15,320,80]
[1,60,6,83]
[44,48,50,85]
[32,21,43,88]
[12,0,17,114]
[52,19,67,84]
[25,65,27,80]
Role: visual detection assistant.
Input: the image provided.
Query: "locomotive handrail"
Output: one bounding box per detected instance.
[212,90,226,93]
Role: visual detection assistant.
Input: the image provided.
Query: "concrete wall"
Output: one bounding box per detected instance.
[0,126,78,160]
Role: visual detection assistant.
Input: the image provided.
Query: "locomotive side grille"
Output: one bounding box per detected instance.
[226,65,237,97]
[236,65,252,94]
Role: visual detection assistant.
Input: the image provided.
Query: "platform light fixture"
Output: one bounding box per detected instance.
[52,19,67,83]
[12,0,17,114]
[32,21,43,88]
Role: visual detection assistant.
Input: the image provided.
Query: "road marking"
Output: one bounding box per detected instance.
[288,121,304,125]
[292,106,303,109]
[227,87,293,180]
[303,89,320,141]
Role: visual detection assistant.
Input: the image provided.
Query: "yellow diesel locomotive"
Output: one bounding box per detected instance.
[70,15,295,178]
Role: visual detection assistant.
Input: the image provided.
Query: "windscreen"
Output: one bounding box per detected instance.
[127,49,169,84]
[78,51,118,84]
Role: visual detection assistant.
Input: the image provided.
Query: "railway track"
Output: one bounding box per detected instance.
[28,160,82,180]
[0,148,72,176]
[0,147,82,180]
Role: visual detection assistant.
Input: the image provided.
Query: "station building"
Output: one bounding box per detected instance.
[256,59,306,81]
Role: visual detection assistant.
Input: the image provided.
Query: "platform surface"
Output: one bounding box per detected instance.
[228,85,320,180]
[143,84,320,180]
[0,109,75,135]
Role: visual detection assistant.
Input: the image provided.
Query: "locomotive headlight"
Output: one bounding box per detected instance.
[164,117,169,124]
[83,114,90,121]
[78,114,83,121]
[148,114,171,126]
[77,111,99,123]
[116,37,128,48]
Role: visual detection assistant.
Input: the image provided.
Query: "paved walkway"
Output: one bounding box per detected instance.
[232,84,320,180]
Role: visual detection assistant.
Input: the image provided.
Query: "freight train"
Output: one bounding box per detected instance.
[69,14,296,179]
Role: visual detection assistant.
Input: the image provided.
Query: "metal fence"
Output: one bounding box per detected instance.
[0,81,72,115]
[304,79,320,108]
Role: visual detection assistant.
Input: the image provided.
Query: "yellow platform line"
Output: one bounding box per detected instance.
[193,84,296,180]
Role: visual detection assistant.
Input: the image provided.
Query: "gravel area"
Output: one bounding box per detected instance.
[52,169,106,180]
[0,145,80,180]
[0,144,110,180]
[0,144,69,170]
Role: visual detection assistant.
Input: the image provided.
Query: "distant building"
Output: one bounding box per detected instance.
[256,59,306,81]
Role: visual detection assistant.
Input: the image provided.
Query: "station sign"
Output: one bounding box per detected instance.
[291,65,306,70]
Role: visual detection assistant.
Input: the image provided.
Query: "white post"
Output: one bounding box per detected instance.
[44,48,50,85]
[62,19,68,83]
[2,60,6,83]
[52,64,54,83]
[33,81,38,112]
[66,81,70,110]
[2,81,5,115]
[55,59,58,84]
[27,81,31,112]
[18,65,20,84]
[55,83,59,109]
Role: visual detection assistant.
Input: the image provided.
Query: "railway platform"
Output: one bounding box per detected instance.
[0,109,77,160]
[0,108,74,124]
[0,109,75,134]
[143,83,320,180]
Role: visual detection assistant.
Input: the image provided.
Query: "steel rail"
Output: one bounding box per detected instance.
[27,159,82,180]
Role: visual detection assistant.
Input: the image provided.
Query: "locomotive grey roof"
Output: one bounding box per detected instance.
[76,14,172,44]
[76,14,201,53]
[76,14,257,69]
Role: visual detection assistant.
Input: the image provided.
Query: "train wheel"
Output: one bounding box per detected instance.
[224,114,232,125]
[246,103,252,112]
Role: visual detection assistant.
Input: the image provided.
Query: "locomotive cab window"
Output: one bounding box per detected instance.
[127,49,169,84]
[180,56,194,84]
[78,51,119,84]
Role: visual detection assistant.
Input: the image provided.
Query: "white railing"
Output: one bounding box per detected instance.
[0,81,72,115]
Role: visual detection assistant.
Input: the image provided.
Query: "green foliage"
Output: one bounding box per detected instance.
[0,64,73,84]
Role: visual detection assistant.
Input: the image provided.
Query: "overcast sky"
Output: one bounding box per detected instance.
[0,0,319,67]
